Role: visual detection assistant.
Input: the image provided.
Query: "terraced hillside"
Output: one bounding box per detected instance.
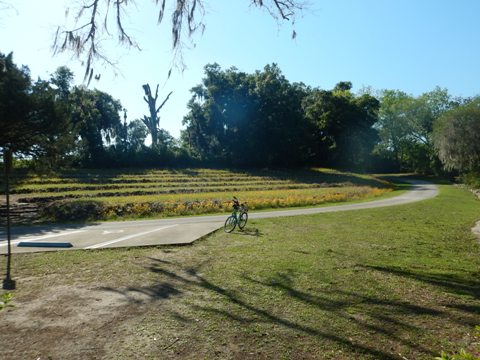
[1,168,394,223]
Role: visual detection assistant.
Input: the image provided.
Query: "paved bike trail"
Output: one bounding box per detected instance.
[0,179,437,253]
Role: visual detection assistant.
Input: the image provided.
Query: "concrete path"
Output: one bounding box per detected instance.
[0,179,438,253]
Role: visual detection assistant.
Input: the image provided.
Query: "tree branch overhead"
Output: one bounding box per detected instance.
[52,0,305,81]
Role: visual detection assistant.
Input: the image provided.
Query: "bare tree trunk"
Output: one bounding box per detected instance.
[142,84,172,147]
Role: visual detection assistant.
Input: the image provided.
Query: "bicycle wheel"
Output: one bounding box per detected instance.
[238,212,248,230]
[224,216,237,233]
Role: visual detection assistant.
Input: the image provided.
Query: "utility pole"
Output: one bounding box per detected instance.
[3,144,15,290]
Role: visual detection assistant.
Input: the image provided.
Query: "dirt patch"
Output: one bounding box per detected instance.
[0,285,152,360]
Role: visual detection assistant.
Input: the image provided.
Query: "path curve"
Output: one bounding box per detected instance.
[1,179,438,253]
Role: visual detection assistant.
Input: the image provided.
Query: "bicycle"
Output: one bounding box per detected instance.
[224,199,248,233]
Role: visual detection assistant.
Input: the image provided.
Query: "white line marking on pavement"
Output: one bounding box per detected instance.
[102,230,125,235]
[0,230,87,248]
[85,225,178,249]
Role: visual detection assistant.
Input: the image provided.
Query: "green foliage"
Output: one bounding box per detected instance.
[459,172,480,189]
[1,56,126,170]
[436,350,479,360]
[4,54,476,174]
[433,98,480,172]
[303,84,380,168]
[0,292,14,310]
[182,63,379,169]
[70,87,123,165]
[0,52,35,152]
[29,73,79,171]
[376,87,459,174]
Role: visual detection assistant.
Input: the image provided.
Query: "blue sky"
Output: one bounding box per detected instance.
[1,0,480,139]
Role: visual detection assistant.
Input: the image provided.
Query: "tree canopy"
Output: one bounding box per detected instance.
[2,54,477,176]
[433,98,480,172]
[182,63,380,169]
[375,88,459,173]
[0,52,36,153]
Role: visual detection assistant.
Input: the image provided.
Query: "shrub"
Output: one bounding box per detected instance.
[42,200,104,221]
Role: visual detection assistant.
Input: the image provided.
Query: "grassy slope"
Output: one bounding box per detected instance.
[1,183,479,359]
[4,168,398,222]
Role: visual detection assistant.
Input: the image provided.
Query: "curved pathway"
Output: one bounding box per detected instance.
[0,179,438,253]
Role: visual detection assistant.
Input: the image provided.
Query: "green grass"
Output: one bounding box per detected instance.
[1,182,479,359]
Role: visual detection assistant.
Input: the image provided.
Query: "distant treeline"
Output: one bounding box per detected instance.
[1,52,480,181]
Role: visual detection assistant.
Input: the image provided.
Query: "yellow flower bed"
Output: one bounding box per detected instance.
[96,186,392,220]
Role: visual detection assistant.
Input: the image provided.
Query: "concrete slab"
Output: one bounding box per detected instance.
[0,221,223,254]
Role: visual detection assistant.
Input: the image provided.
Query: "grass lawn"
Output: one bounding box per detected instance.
[0,182,479,359]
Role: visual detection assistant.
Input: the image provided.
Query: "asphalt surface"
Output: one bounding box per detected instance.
[0,179,438,253]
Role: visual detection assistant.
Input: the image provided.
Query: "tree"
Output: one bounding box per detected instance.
[52,0,305,80]
[433,98,480,172]
[182,63,312,167]
[303,82,379,169]
[29,76,78,170]
[376,88,459,173]
[0,55,82,170]
[0,52,35,154]
[182,63,255,163]
[126,120,148,153]
[70,87,123,165]
[141,84,172,148]
[250,64,311,167]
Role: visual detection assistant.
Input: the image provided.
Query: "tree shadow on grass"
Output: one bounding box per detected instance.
[100,258,447,359]
[100,283,182,304]
[362,265,480,300]
[242,272,437,357]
